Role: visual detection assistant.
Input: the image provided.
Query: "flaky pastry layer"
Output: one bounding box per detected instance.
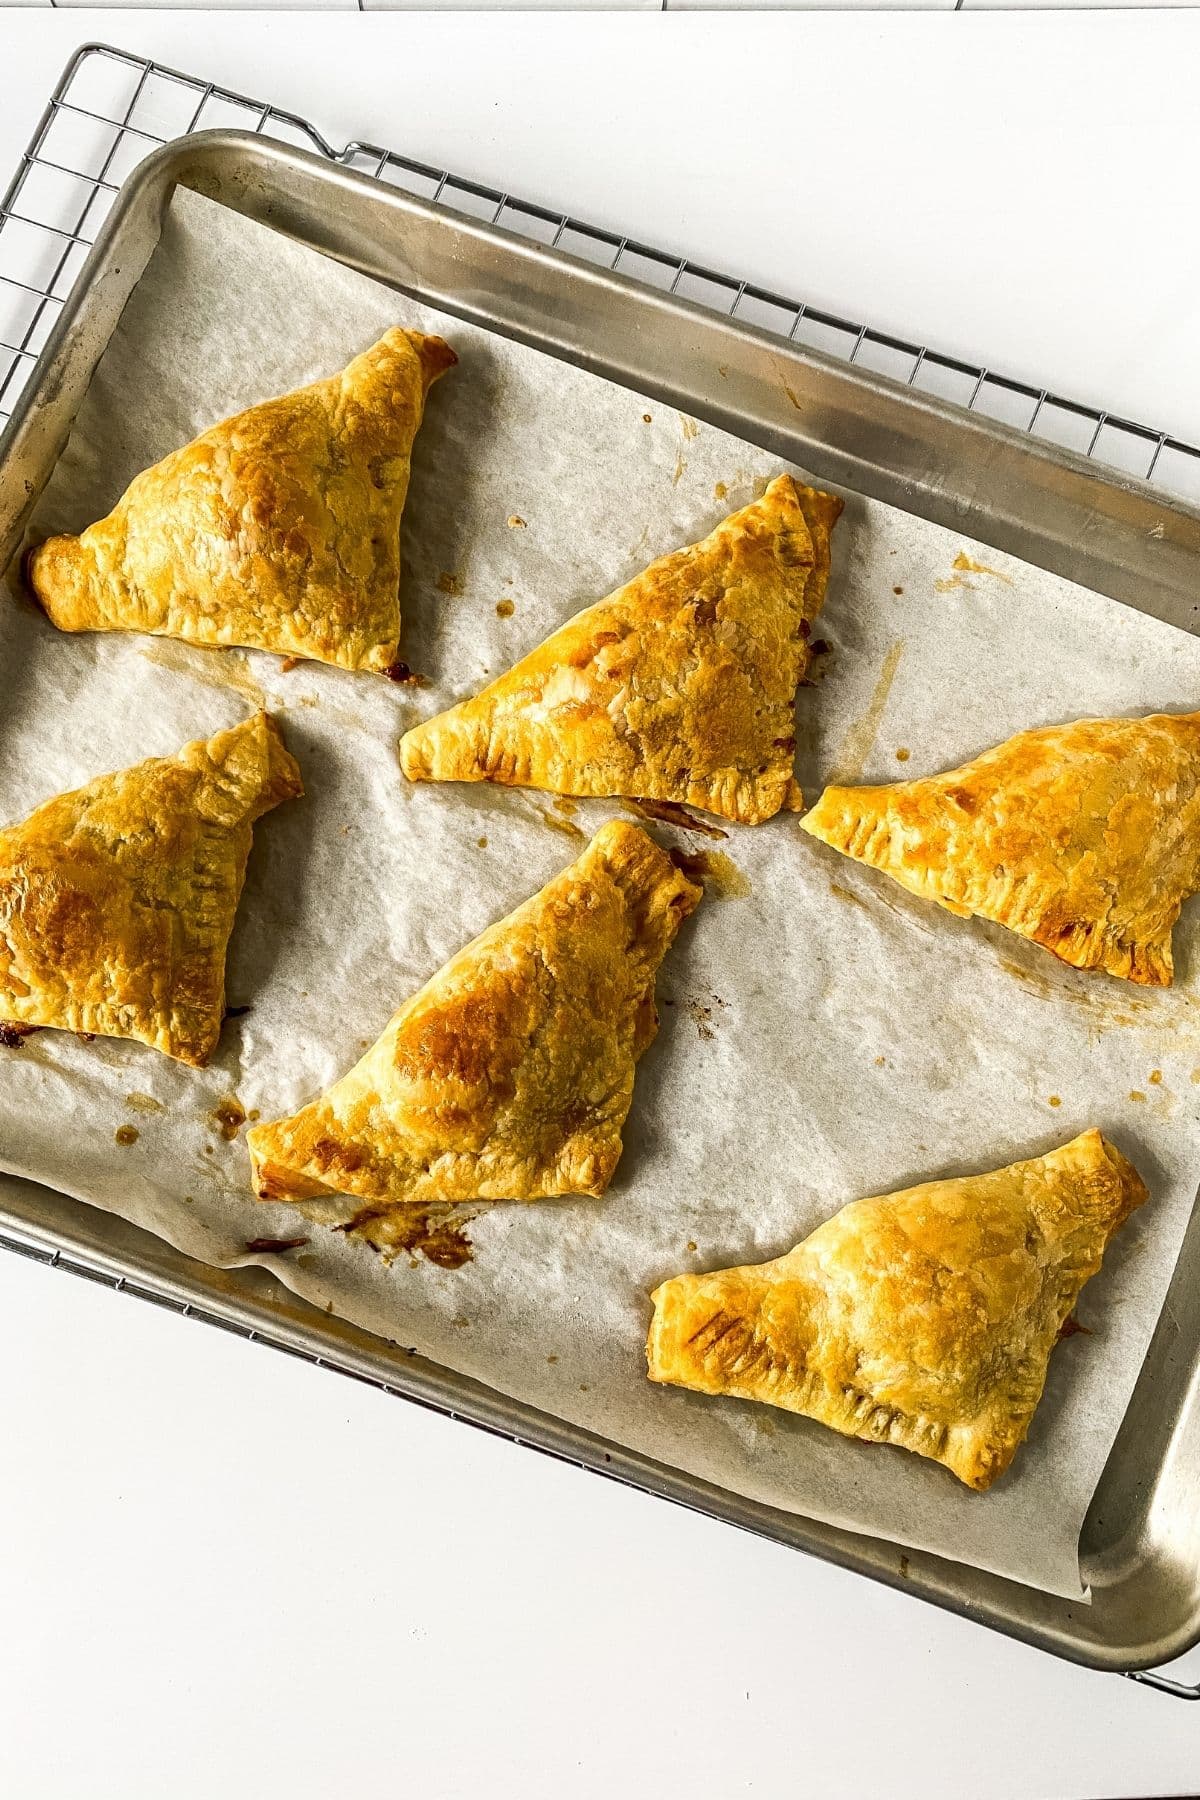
[27,327,455,673]
[247,820,701,1244]
[648,1129,1146,1490]
[0,711,302,1065]
[401,475,843,824]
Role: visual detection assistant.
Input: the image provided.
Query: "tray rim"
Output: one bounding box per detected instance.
[3,126,1200,1681]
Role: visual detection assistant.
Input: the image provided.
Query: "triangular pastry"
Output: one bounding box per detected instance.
[0,712,302,1066]
[801,711,1200,986]
[247,820,701,1239]
[400,475,843,825]
[648,1129,1146,1491]
[26,327,455,673]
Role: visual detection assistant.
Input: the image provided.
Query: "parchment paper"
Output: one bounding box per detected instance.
[4,188,1200,1599]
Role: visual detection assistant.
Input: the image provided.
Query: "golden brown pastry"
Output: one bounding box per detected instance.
[801,711,1200,986]
[247,820,701,1246]
[648,1129,1146,1491]
[0,712,301,1066]
[400,475,843,825]
[26,327,456,673]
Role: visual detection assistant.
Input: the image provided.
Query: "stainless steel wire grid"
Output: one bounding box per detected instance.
[4,41,1200,507]
[4,44,1200,1700]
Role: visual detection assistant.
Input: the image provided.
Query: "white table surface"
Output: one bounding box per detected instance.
[2,14,1200,1798]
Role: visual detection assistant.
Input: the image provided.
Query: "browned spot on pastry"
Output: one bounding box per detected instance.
[495,598,515,618]
[437,571,463,596]
[1048,1095,1062,1107]
[311,1135,365,1175]
[114,1125,139,1147]
[125,1091,165,1115]
[245,1235,309,1253]
[713,482,728,501]
[1130,1089,1147,1102]
[1149,1069,1163,1085]
[384,661,425,686]
[280,655,301,673]
[626,798,728,840]
[253,1162,300,1200]
[667,847,750,899]
[0,1023,37,1048]
[507,515,526,529]
[686,1310,740,1352]
[895,747,910,762]
[393,978,532,1093]
[1058,1314,1092,1339]
[211,1097,246,1141]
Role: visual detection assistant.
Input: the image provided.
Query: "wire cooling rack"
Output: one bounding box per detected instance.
[4,42,1200,1700]
[4,40,1200,507]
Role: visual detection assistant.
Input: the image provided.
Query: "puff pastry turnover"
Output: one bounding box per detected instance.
[26,327,455,673]
[648,1129,1146,1491]
[247,820,701,1244]
[400,475,843,825]
[0,712,301,1066]
[802,711,1200,985]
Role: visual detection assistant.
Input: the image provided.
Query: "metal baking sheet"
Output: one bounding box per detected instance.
[3,131,1200,1679]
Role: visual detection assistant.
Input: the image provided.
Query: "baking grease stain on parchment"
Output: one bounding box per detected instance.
[825,640,905,785]
[667,848,750,901]
[935,551,1015,595]
[137,638,265,707]
[340,1206,475,1269]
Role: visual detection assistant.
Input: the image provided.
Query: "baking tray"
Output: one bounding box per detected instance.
[4,125,1200,1693]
